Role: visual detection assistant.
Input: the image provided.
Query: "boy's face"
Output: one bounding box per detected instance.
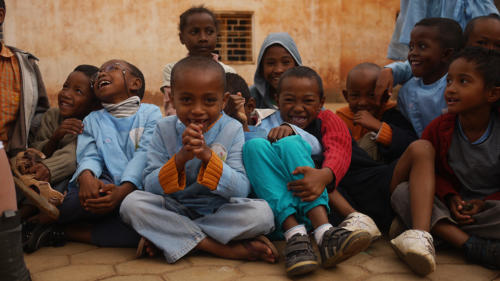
[445,58,498,114]
[179,12,217,57]
[408,26,448,84]
[278,76,324,129]
[58,71,96,119]
[343,68,380,116]
[261,45,295,91]
[467,18,500,51]
[170,68,227,132]
[94,60,139,104]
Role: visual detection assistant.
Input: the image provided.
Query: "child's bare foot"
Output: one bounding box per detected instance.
[136,237,159,258]
[211,235,278,263]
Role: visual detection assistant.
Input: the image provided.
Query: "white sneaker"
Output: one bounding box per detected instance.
[339,212,382,241]
[390,230,436,276]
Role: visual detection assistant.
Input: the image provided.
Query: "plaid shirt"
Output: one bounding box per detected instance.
[0,42,21,146]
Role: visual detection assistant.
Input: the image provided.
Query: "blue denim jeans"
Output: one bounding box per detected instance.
[120,190,275,263]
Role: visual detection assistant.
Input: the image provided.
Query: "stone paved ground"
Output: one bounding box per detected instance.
[25,238,500,281]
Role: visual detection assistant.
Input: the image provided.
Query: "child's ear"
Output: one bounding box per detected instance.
[319,96,326,110]
[441,48,454,63]
[222,92,230,110]
[179,32,185,45]
[129,76,142,94]
[0,8,5,25]
[487,86,500,103]
[342,90,348,101]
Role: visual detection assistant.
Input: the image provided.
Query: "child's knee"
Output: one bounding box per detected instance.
[407,140,435,158]
[243,138,270,155]
[119,191,150,221]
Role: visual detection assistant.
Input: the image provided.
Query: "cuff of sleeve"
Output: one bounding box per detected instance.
[158,155,186,194]
[376,122,392,146]
[197,151,223,191]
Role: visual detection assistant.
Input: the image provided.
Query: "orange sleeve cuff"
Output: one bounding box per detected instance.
[197,151,223,191]
[376,122,393,146]
[158,155,186,194]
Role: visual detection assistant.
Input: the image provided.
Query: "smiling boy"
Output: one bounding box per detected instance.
[121,56,277,264]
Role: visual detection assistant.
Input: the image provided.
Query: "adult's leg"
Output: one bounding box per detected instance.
[0,146,30,281]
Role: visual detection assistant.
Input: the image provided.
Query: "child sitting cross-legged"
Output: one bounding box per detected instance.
[24,59,162,251]
[391,47,500,274]
[120,56,278,263]
[243,66,371,276]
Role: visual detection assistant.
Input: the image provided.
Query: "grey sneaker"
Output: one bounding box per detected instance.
[319,226,371,268]
[339,212,382,241]
[390,229,436,275]
[284,234,318,276]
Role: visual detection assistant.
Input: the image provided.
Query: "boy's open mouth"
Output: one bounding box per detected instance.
[98,80,111,89]
[289,116,308,127]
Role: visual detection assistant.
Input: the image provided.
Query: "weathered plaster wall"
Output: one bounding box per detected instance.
[3,0,398,105]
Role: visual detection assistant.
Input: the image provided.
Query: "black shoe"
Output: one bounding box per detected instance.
[0,210,31,281]
[463,235,500,269]
[23,224,65,253]
[284,234,318,276]
[318,227,371,268]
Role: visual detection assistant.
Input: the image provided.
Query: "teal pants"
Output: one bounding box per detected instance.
[243,135,329,238]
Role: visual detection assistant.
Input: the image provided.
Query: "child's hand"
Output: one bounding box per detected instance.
[288,167,333,202]
[353,110,382,132]
[28,162,51,182]
[268,125,294,142]
[447,194,474,224]
[374,68,393,106]
[84,182,135,214]
[224,93,248,126]
[460,199,485,217]
[78,170,103,207]
[52,118,84,141]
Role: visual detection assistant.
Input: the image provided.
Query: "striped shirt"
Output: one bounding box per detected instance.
[0,42,21,146]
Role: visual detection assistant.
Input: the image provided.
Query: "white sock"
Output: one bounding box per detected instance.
[284,224,307,241]
[314,223,333,245]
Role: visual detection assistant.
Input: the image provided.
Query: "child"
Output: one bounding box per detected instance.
[337,62,417,162]
[0,0,49,157]
[223,73,273,140]
[28,65,100,192]
[390,47,500,274]
[120,56,277,264]
[24,59,162,252]
[375,14,500,110]
[160,5,236,116]
[251,32,301,109]
[244,66,371,276]
[396,18,464,136]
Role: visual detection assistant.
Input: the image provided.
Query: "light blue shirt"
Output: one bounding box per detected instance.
[258,111,322,156]
[398,74,448,137]
[143,113,250,214]
[70,103,162,189]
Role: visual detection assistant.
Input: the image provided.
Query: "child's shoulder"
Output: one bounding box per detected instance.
[138,103,162,114]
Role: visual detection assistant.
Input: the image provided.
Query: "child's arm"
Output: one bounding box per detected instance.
[41,118,83,157]
[120,107,162,190]
[374,61,413,104]
[317,109,352,188]
[268,124,322,156]
[202,121,250,198]
[224,93,249,131]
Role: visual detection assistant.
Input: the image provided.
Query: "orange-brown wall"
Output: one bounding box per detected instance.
[3,0,399,105]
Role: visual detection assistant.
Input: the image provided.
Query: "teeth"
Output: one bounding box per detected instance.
[99,80,111,88]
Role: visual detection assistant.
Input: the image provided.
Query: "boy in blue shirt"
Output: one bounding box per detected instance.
[26,59,162,251]
[120,56,277,264]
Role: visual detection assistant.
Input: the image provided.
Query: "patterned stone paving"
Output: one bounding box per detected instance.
[25,239,500,281]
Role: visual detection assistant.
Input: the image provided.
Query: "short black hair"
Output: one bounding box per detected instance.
[464,14,500,43]
[73,64,98,80]
[171,56,226,93]
[179,5,218,33]
[415,18,464,53]
[346,62,381,87]
[277,66,324,99]
[124,61,146,99]
[225,73,250,100]
[452,47,500,89]
[0,0,5,13]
